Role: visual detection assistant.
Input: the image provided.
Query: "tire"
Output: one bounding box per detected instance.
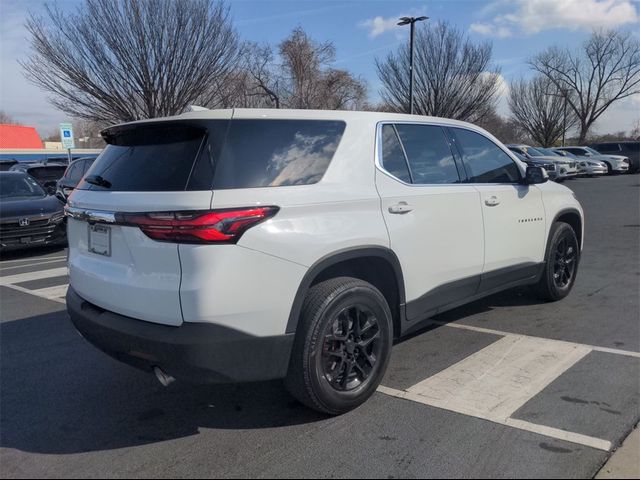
[534,222,580,302]
[285,277,393,415]
[604,162,613,175]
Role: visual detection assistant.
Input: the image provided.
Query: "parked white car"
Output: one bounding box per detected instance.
[555,146,629,174]
[65,109,584,414]
[506,144,578,181]
[551,149,607,177]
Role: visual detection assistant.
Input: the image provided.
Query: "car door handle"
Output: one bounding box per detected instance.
[485,196,500,207]
[388,202,413,214]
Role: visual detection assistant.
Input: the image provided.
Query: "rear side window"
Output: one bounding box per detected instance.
[212,120,345,189]
[380,125,412,183]
[394,124,460,184]
[621,142,639,153]
[450,128,520,184]
[596,143,620,152]
[80,120,344,192]
[66,162,83,182]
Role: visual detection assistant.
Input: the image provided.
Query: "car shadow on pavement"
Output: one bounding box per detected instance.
[0,310,325,455]
[0,286,545,455]
[434,286,544,321]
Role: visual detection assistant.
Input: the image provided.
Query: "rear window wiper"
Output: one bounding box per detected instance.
[84,175,112,189]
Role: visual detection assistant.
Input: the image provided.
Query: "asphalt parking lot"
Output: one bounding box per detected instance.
[1,174,638,479]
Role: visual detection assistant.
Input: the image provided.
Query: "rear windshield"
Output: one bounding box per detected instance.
[28,166,67,180]
[79,119,345,192]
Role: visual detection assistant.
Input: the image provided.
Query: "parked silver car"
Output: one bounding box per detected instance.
[506,145,578,182]
[551,149,607,177]
[555,146,629,174]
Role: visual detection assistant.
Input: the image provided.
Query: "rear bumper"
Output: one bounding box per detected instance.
[67,287,294,383]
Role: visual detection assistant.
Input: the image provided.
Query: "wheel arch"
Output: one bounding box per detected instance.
[285,247,406,339]
[551,208,583,251]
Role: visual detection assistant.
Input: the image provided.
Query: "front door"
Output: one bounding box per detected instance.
[447,127,546,290]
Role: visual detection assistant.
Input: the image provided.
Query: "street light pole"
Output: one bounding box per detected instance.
[398,16,428,115]
[561,88,568,147]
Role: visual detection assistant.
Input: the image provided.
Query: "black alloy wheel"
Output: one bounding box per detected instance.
[320,305,382,392]
[285,277,393,415]
[553,237,577,289]
[534,221,580,301]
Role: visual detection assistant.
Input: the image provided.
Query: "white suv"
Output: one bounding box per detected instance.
[66,109,584,415]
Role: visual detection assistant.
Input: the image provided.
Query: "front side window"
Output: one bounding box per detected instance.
[565,148,586,156]
[451,128,520,184]
[394,124,460,184]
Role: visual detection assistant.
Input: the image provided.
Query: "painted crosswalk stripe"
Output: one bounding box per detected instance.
[0,267,68,285]
[378,333,613,452]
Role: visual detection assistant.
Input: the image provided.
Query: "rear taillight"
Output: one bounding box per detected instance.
[117,206,278,243]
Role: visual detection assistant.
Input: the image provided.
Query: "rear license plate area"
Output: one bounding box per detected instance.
[88,224,111,256]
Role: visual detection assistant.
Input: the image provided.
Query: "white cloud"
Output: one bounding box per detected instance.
[359,9,428,39]
[359,15,403,38]
[470,23,512,38]
[472,0,639,37]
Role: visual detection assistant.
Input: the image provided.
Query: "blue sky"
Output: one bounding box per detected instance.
[1,0,639,136]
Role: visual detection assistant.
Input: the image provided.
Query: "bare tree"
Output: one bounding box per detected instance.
[22,0,242,124]
[0,111,20,124]
[508,76,578,147]
[244,29,368,110]
[245,44,283,108]
[376,21,502,121]
[476,108,528,145]
[531,29,640,143]
[631,118,640,140]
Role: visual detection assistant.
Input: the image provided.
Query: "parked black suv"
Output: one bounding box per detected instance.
[56,157,96,202]
[588,141,639,173]
[9,163,67,194]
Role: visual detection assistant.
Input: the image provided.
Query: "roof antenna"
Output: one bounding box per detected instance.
[187,105,209,112]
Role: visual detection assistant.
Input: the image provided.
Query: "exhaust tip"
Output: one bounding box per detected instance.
[154,367,175,387]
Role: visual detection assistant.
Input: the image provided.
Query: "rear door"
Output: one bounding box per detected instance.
[67,115,231,326]
[448,127,546,287]
[375,122,484,321]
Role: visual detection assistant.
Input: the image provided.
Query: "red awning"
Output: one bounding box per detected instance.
[0,124,43,149]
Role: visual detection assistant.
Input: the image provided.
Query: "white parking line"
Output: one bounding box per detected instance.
[379,385,612,451]
[0,255,66,265]
[378,333,615,452]
[32,284,69,300]
[0,258,68,272]
[2,283,66,305]
[0,267,68,285]
[405,335,590,422]
[433,321,640,359]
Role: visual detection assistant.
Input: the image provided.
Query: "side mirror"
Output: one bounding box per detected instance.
[46,185,57,196]
[524,166,548,185]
